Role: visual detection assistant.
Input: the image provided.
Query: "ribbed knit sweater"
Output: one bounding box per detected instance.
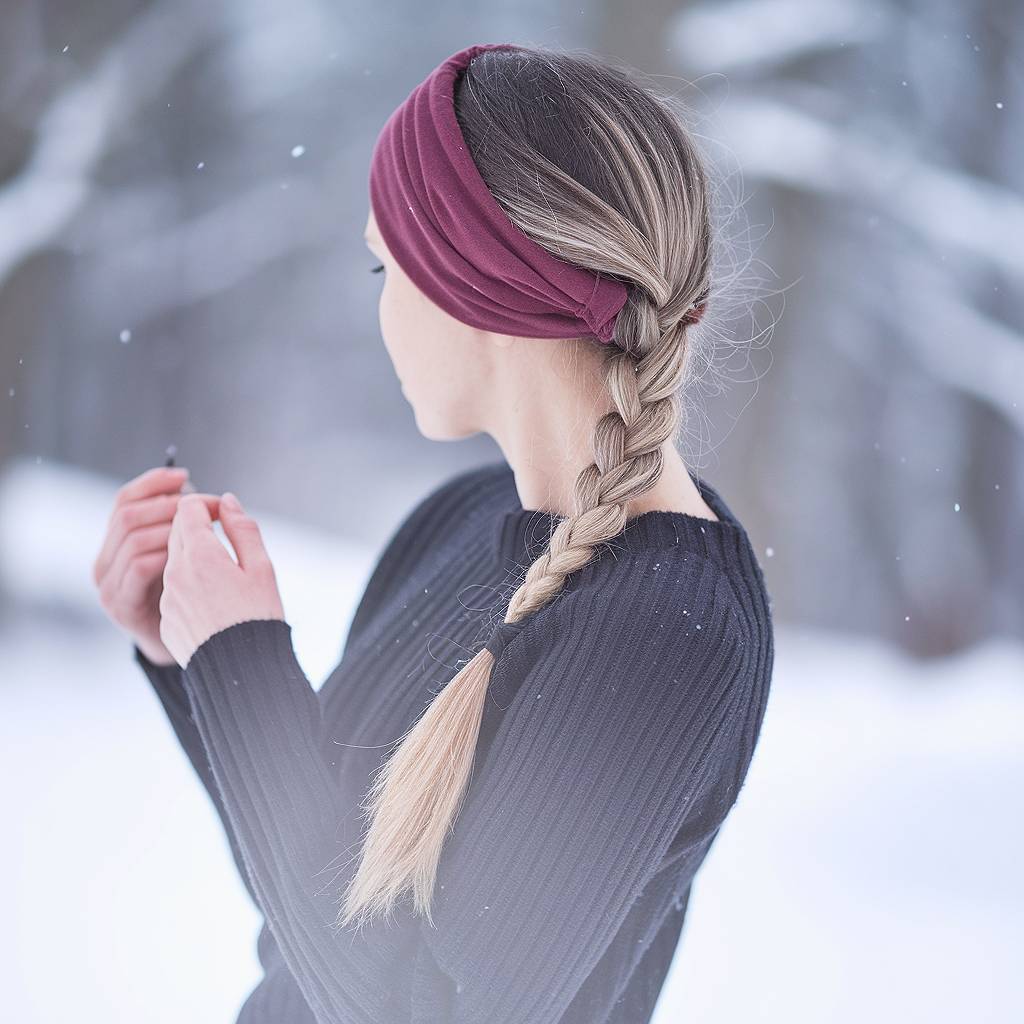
[134,457,774,1024]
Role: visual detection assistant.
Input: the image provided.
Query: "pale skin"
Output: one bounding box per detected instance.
[93,206,717,669]
[92,469,284,668]
[362,206,719,522]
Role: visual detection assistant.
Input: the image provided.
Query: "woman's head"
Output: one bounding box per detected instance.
[364,44,710,447]
[340,42,714,932]
[365,203,622,449]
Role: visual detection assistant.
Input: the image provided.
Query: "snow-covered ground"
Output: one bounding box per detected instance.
[2,458,1022,1023]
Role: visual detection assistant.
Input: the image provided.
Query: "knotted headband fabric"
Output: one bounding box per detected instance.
[368,42,630,345]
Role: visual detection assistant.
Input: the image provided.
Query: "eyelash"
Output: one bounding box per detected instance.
[370,263,385,274]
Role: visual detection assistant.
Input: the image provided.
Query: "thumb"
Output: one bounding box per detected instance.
[219,492,266,571]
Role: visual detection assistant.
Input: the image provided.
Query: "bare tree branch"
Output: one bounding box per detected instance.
[713,97,1024,281]
[0,0,221,283]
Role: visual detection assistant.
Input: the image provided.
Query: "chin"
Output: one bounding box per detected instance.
[410,405,476,442]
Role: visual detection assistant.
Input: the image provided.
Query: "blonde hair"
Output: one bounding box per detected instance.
[337,43,714,932]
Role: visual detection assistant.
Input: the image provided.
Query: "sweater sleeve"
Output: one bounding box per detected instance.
[132,642,262,909]
[175,553,758,1024]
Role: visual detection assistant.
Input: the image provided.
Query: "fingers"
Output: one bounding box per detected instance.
[114,465,190,510]
[103,520,173,606]
[168,497,186,557]
[112,548,170,617]
[94,482,219,585]
[216,493,270,573]
[169,491,214,559]
[174,492,214,531]
[95,493,176,582]
[96,466,188,583]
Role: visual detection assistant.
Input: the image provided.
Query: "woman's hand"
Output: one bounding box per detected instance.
[159,491,285,668]
[93,465,220,666]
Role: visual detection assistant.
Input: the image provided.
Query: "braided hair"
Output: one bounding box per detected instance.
[338,43,714,932]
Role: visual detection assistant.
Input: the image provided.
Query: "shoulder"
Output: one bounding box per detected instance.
[493,540,746,659]
[496,545,766,752]
[343,460,513,655]
[487,552,753,737]
[472,550,766,854]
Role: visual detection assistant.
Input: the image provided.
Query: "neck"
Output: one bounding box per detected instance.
[482,338,716,521]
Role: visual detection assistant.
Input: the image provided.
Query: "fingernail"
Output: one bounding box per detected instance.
[222,491,242,511]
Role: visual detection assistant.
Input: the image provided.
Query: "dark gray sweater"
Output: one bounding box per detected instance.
[134,458,774,1023]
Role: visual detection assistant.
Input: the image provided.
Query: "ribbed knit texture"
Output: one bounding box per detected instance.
[134,458,774,1024]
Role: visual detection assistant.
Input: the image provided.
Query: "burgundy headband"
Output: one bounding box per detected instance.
[368,42,631,345]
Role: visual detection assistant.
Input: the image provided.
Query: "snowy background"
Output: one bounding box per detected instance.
[2,1,1023,1022]
[1,458,1022,1022]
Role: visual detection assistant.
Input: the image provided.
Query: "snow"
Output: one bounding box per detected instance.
[1,457,1021,1022]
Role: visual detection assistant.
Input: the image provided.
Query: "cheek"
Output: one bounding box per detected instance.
[377,283,403,363]
[377,280,394,338]
[377,280,423,380]
[376,272,479,402]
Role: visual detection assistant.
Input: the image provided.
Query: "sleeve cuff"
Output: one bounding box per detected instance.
[132,641,180,675]
[180,617,326,779]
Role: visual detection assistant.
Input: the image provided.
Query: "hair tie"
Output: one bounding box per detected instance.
[682,300,708,326]
[369,42,629,345]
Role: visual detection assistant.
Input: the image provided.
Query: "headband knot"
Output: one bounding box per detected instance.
[369,42,629,345]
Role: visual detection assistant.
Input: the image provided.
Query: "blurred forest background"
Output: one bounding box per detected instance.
[1,0,1020,651]
[2,2,1022,1022]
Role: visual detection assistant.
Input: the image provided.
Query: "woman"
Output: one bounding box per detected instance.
[94,42,774,1024]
